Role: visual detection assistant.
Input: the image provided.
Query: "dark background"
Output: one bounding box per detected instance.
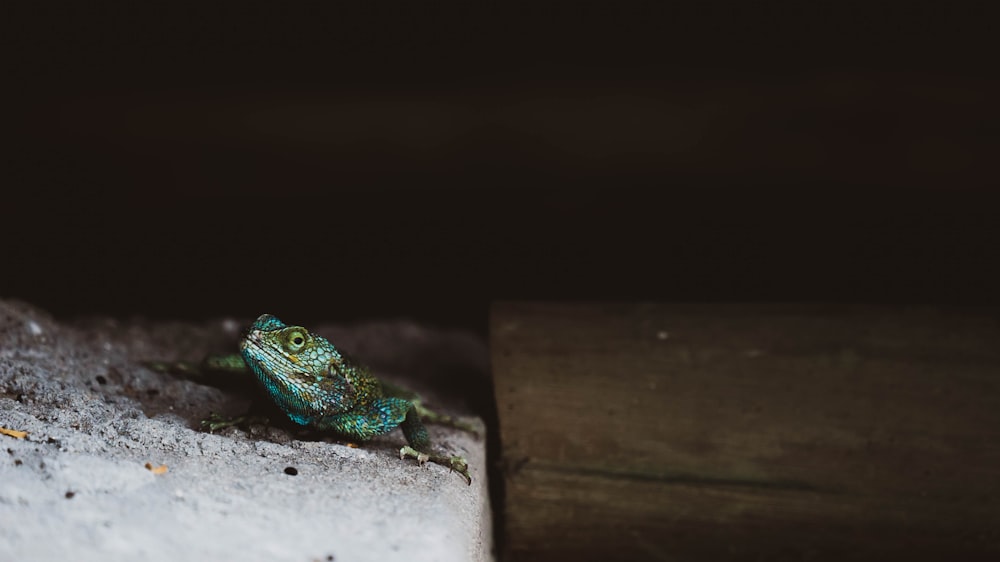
[5,3,998,334]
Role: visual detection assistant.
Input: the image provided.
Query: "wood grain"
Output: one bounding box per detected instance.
[491,303,1000,561]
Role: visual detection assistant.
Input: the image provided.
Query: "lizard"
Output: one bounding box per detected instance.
[147,314,474,484]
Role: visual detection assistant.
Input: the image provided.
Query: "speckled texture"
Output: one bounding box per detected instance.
[0,300,492,562]
[241,314,432,450]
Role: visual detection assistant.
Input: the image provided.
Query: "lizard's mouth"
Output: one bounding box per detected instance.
[240,329,260,345]
[240,331,304,376]
[238,330,261,356]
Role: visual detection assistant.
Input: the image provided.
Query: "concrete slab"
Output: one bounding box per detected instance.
[0,300,492,562]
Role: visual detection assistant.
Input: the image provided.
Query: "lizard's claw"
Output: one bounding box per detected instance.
[447,456,471,485]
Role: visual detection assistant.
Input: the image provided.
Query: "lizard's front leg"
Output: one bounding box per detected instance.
[144,354,268,431]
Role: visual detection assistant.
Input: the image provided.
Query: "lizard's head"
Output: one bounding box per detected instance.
[240,314,341,385]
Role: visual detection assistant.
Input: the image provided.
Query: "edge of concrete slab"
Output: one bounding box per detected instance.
[0,300,493,562]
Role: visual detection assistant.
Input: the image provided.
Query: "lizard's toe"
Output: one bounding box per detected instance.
[399,445,430,465]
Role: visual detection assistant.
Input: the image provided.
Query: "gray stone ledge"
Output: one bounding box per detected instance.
[0,300,492,562]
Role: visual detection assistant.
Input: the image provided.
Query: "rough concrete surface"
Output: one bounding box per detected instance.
[0,300,492,562]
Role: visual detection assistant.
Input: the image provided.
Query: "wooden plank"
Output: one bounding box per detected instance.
[490,303,1000,561]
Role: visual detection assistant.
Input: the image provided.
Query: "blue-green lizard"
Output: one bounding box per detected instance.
[149,314,473,484]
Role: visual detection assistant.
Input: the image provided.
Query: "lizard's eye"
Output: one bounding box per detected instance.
[286,331,307,351]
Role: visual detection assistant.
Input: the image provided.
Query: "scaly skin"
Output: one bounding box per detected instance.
[239,314,470,483]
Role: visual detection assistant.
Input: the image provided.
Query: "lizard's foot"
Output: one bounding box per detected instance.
[200,412,270,432]
[400,446,472,485]
[412,404,482,439]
